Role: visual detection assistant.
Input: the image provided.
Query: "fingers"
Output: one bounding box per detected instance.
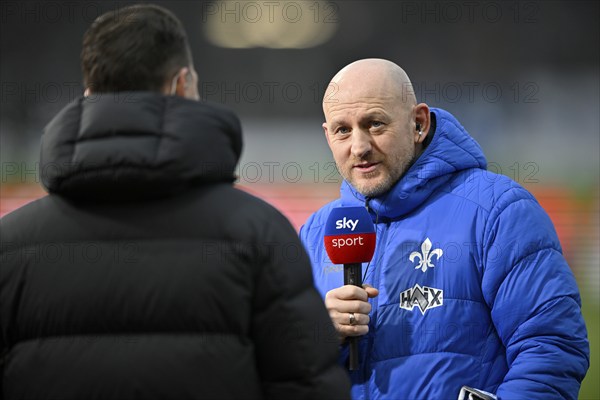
[329,311,371,337]
[363,284,379,298]
[325,284,379,304]
[325,285,379,339]
[326,298,372,314]
[325,286,372,314]
[327,284,369,302]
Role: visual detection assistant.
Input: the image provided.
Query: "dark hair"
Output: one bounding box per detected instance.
[81,4,192,92]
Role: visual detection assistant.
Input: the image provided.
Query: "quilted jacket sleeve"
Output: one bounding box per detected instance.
[481,186,589,399]
[251,210,351,400]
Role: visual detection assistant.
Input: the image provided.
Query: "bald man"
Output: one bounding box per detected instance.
[300,59,589,400]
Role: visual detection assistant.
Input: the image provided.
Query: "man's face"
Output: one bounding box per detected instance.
[323,92,416,197]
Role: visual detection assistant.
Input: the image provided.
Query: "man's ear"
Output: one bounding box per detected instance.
[414,103,431,143]
[171,67,189,97]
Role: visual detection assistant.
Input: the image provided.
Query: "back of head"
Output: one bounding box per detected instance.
[81,4,192,93]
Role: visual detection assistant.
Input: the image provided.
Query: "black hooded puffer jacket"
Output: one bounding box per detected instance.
[0,93,350,400]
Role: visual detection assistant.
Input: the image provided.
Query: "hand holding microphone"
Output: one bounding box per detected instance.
[324,283,379,338]
[324,206,377,370]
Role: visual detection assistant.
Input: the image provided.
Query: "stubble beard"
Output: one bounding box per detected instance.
[339,151,417,198]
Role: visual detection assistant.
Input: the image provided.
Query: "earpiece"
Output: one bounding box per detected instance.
[416,122,423,136]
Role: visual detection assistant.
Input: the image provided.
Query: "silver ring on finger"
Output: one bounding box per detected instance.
[349,312,357,326]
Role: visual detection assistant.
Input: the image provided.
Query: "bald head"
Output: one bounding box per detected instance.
[323,58,416,114]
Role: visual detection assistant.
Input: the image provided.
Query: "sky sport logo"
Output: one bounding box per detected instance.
[323,207,376,265]
[400,284,443,315]
[335,217,358,231]
[330,217,362,248]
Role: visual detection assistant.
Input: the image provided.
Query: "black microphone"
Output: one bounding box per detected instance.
[324,206,376,370]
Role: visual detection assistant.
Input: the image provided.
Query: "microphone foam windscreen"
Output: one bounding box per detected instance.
[324,206,376,264]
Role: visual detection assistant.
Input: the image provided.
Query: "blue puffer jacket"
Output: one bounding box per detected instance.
[300,108,589,400]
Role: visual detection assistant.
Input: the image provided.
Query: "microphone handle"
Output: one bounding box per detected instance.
[343,262,362,371]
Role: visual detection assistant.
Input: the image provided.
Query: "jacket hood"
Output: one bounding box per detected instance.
[40,92,242,200]
[340,108,487,219]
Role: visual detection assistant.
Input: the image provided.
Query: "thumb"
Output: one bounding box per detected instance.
[363,283,379,298]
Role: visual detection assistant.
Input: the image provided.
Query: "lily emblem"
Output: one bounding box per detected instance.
[409,238,443,273]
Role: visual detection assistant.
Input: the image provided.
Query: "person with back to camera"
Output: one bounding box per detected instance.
[300,58,589,399]
[0,4,351,399]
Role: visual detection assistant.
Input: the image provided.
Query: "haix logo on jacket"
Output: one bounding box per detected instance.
[400,284,444,315]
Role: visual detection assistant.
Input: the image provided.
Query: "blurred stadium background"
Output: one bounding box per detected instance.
[1,1,598,397]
